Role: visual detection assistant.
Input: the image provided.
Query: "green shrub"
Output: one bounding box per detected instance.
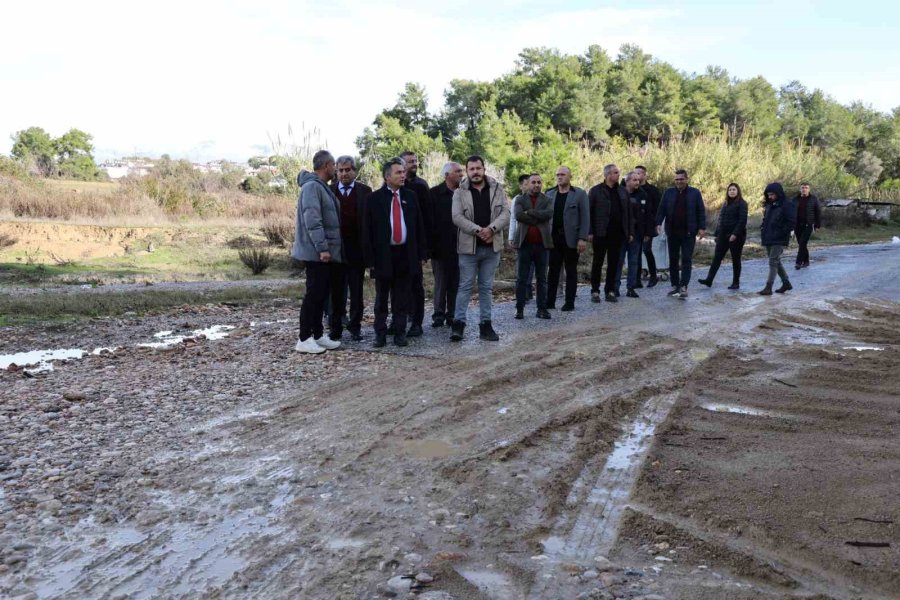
[238,247,272,274]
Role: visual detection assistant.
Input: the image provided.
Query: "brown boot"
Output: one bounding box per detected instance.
[758,285,773,296]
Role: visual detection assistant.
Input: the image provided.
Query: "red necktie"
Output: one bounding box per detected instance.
[392,190,402,244]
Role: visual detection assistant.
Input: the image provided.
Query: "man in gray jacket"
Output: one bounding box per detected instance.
[546,166,590,311]
[512,173,553,320]
[291,150,343,354]
[450,155,511,342]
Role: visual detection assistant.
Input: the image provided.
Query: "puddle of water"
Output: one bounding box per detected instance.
[531,392,677,599]
[402,439,458,459]
[138,325,235,349]
[326,537,368,550]
[457,568,519,600]
[0,348,84,370]
[701,403,774,417]
[844,346,885,352]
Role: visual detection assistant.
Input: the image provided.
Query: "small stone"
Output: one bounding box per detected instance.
[386,575,411,593]
[434,551,466,562]
[582,569,599,579]
[600,573,625,587]
[404,553,422,564]
[654,542,670,551]
[63,391,86,401]
[415,572,434,583]
[593,555,614,571]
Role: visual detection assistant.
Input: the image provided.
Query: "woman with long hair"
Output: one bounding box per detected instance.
[698,182,748,290]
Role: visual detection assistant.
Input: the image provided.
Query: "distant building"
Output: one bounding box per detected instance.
[99,159,154,179]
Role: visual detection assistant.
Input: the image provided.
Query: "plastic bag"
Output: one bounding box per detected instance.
[652,225,669,271]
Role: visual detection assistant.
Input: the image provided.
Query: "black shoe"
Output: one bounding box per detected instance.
[561,303,575,311]
[758,285,773,296]
[775,282,793,294]
[605,292,617,303]
[546,301,557,310]
[795,263,802,270]
[634,281,644,289]
[591,292,601,303]
[446,318,455,328]
[536,309,551,319]
[450,321,464,342]
[614,290,620,298]
[394,334,408,347]
[728,283,740,290]
[515,307,524,319]
[479,321,499,341]
[698,278,712,287]
[647,276,658,288]
[667,287,680,297]
[349,329,362,341]
[432,318,445,328]
[373,333,387,348]
[626,288,639,298]
[407,324,423,338]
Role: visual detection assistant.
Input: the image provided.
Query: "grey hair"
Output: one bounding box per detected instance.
[335,155,357,170]
[312,150,334,171]
[603,163,618,177]
[382,157,404,179]
[440,161,461,178]
[624,170,640,183]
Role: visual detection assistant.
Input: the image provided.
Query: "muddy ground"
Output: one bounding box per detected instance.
[1,242,899,599]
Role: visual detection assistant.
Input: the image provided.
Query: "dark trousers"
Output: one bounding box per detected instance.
[590,235,622,294]
[796,223,813,265]
[667,234,696,289]
[548,232,579,306]
[432,257,459,323]
[516,241,549,309]
[411,271,425,327]
[640,237,657,278]
[299,261,344,341]
[339,263,365,333]
[374,246,412,335]
[705,234,745,284]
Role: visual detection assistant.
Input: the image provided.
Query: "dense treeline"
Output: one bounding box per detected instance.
[356,44,900,197]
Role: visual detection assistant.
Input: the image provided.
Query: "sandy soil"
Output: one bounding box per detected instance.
[0,242,898,599]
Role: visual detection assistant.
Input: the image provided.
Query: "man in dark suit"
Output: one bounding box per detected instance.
[364,157,428,348]
[634,165,660,287]
[656,168,706,299]
[330,156,372,341]
[429,161,464,328]
[399,151,433,338]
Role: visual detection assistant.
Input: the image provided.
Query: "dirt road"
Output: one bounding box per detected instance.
[1,242,899,599]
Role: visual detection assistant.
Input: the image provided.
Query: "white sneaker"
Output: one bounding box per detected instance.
[678,287,689,298]
[314,336,341,350]
[294,338,325,354]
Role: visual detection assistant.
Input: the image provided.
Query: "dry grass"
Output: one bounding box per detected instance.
[0,175,295,225]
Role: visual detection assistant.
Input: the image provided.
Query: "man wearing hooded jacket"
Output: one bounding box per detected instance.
[759,182,797,295]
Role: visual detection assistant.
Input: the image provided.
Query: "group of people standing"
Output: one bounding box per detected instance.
[291,149,822,353]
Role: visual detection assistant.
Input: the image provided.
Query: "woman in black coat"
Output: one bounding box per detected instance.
[698,183,748,290]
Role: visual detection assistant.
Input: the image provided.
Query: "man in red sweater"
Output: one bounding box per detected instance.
[511,174,554,320]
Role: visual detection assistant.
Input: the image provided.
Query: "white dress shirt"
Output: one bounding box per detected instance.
[338,181,355,196]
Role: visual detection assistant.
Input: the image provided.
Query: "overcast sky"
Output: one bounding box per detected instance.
[2,0,898,163]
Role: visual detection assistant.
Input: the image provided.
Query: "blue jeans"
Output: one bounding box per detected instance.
[455,246,501,324]
[615,237,642,291]
[667,234,697,288]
